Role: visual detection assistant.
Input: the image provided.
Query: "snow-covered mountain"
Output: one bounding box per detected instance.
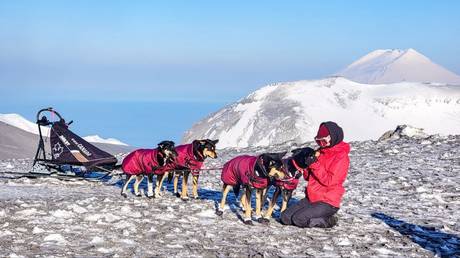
[0,113,50,136]
[336,49,460,84]
[0,113,128,146]
[83,135,128,146]
[183,77,460,148]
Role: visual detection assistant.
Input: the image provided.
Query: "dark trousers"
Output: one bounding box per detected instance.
[280,198,339,228]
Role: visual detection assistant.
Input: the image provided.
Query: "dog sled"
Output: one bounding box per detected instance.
[30,107,120,180]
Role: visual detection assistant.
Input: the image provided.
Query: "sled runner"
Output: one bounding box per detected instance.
[32,107,119,178]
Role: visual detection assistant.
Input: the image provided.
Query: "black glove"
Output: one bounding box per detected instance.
[304,154,317,167]
[294,171,302,179]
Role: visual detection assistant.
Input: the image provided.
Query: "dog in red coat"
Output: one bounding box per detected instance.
[169,139,218,200]
[216,152,286,225]
[121,141,177,198]
[264,147,316,219]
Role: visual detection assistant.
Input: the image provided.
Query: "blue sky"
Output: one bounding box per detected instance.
[1,1,459,146]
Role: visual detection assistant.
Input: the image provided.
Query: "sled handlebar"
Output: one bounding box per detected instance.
[36,107,65,124]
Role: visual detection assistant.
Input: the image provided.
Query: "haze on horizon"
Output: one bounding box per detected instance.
[1,0,460,103]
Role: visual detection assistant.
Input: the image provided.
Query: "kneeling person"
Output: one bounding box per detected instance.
[281,121,350,228]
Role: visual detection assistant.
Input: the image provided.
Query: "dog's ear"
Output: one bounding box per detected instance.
[301,147,316,157]
[264,152,286,161]
[211,139,219,145]
[158,141,166,149]
[158,140,175,150]
[274,152,287,161]
[291,148,303,156]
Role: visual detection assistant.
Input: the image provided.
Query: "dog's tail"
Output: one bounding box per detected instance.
[233,184,240,198]
[167,171,175,183]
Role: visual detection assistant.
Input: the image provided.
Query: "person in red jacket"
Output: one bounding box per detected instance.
[280,121,350,228]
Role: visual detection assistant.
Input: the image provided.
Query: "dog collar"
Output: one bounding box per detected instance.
[291,159,305,174]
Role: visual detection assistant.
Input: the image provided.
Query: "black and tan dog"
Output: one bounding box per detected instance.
[121,141,177,198]
[264,147,316,219]
[168,139,218,200]
[217,152,286,225]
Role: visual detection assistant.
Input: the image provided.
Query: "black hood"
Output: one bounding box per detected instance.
[320,121,344,147]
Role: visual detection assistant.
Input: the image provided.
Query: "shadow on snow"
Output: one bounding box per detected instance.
[372,212,460,257]
[95,172,300,222]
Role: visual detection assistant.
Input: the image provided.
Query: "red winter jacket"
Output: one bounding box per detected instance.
[122,149,172,176]
[221,155,268,189]
[304,141,350,208]
[173,144,204,175]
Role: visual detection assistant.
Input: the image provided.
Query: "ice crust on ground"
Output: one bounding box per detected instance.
[0,134,459,257]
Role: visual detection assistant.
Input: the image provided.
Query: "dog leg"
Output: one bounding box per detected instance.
[154,174,161,198]
[133,175,144,197]
[281,189,292,212]
[216,184,231,216]
[243,187,253,225]
[156,172,168,197]
[147,174,154,198]
[264,187,281,219]
[240,191,246,212]
[262,187,269,206]
[121,175,135,198]
[255,189,269,224]
[192,174,199,199]
[181,171,190,200]
[173,173,180,197]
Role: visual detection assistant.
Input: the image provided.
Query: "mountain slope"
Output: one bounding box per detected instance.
[0,121,133,160]
[337,49,460,84]
[183,77,460,148]
[0,113,128,146]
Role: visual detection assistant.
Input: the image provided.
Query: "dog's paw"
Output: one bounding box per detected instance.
[181,197,189,202]
[215,210,223,216]
[147,194,155,199]
[257,217,270,225]
[243,219,253,225]
[192,195,200,200]
[121,192,128,198]
[135,192,142,197]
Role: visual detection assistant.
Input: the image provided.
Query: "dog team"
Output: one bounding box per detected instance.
[121,121,350,228]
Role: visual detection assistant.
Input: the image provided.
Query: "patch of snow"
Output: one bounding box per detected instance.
[9,254,25,258]
[82,135,128,146]
[15,208,38,216]
[51,209,74,219]
[85,214,104,222]
[97,247,113,253]
[32,227,45,234]
[43,234,67,245]
[196,209,216,218]
[90,236,104,245]
[68,204,88,214]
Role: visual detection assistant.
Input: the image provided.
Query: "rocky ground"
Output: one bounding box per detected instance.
[0,135,459,257]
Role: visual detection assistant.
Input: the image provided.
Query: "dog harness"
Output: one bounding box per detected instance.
[274,158,304,191]
[122,149,172,175]
[174,144,204,176]
[221,155,269,189]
